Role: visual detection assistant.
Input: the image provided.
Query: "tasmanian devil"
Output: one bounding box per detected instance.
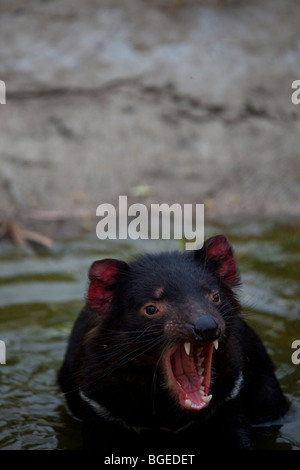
[58,235,288,451]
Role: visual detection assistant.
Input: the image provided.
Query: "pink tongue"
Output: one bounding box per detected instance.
[171,344,200,393]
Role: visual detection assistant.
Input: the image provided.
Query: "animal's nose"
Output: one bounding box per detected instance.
[193,315,221,343]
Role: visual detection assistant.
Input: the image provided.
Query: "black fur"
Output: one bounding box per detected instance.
[58,235,288,451]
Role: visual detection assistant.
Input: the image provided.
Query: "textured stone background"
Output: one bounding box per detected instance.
[0,0,299,236]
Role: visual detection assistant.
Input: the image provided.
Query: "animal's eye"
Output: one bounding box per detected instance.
[144,305,159,317]
[210,291,221,304]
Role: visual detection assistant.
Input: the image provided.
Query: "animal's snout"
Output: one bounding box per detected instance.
[193,315,221,343]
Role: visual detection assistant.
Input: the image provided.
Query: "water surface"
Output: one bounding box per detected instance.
[0,221,299,450]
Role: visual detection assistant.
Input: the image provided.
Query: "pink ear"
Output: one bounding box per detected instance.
[87,259,128,313]
[199,235,237,285]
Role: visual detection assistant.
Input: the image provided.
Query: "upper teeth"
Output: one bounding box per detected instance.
[184,342,191,356]
[185,340,218,355]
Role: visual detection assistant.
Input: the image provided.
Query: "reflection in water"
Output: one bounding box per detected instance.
[0,222,299,450]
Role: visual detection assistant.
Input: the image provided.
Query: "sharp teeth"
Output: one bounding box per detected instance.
[202,394,212,404]
[184,342,191,356]
[213,339,219,350]
[185,399,192,408]
[198,356,204,366]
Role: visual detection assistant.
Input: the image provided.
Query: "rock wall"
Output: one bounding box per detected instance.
[0,0,299,228]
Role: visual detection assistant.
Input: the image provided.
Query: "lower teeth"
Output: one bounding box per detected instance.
[202,394,212,404]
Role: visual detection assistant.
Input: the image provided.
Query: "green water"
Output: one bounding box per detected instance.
[0,221,299,450]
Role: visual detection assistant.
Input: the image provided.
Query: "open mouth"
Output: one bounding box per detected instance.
[166,340,218,411]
